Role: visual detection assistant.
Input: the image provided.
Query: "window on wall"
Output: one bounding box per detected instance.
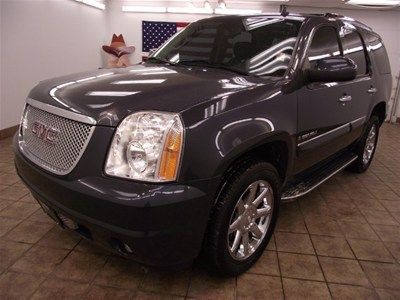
[306,26,340,69]
[342,30,368,76]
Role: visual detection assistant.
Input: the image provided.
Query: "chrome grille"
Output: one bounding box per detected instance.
[19,104,94,175]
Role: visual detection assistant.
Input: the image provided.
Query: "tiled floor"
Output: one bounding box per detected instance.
[1,123,400,299]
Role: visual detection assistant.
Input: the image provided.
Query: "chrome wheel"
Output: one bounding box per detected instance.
[363,124,377,165]
[227,180,274,260]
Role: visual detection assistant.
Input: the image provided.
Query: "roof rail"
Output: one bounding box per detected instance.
[280,5,289,17]
[324,12,344,18]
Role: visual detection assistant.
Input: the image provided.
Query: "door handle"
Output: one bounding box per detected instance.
[368,87,377,94]
[339,95,352,103]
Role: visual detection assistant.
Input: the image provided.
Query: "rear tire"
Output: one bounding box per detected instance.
[348,115,380,173]
[203,159,281,276]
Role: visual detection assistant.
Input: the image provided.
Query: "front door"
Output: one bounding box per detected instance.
[295,25,354,173]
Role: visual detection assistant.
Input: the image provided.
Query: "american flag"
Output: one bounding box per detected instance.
[142,21,189,58]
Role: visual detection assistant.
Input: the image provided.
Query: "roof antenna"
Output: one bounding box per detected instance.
[280,5,289,17]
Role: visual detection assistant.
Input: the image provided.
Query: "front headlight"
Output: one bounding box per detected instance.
[105,111,184,182]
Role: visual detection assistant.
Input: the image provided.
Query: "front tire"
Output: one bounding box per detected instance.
[203,159,281,276]
[348,115,380,173]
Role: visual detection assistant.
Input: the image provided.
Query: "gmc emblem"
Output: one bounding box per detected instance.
[31,121,59,144]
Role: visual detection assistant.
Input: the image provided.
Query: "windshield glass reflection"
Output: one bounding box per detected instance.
[150,17,302,78]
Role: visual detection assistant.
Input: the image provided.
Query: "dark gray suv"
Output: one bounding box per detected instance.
[14,13,392,276]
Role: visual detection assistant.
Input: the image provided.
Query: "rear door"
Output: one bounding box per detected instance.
[295,25,354,172]
[339,22,374,141]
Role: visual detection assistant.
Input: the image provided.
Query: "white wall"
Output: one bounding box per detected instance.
[1,0,399,130]
[0,0,107,130]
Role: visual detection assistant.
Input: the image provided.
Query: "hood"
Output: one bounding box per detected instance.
[28,63,274,127]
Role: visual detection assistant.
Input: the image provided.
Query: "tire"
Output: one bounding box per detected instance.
[348,115,380,173]
[203,159,281,276]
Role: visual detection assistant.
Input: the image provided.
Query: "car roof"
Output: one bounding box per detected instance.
[202,13,373,32]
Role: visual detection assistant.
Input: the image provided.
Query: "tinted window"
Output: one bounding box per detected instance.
[366,32,391,74]
[151,17,302,77]
[306,26,340,69]
[342,30,367,75]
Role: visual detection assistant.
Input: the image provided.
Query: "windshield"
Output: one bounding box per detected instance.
[150,17,302,77]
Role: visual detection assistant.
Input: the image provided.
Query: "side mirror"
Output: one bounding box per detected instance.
[307,57,357,83]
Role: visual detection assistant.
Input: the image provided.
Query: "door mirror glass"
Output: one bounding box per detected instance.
[307,57,357,83]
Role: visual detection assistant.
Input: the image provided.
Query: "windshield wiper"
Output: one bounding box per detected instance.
[177,60,249,76]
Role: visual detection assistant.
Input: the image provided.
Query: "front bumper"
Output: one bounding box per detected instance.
[14,135,216,267]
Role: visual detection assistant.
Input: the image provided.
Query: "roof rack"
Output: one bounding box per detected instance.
[324,12,344,18]
[280,5,289,17]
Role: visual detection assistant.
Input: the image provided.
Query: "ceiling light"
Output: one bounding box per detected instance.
[346,0,400,5]
[167,6,213,14]
[122,6,167,13]
[74,0,105,10]
[214,8,262,15]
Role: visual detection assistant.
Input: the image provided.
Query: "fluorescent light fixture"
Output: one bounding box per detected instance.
[167,6,213,14]
[74,0,105,10]
[346,0,400,5]
[112,79,166,84]
[214,8,262,15]
[122,6,167,13]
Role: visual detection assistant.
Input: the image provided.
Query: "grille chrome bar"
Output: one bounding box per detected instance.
[26,98,96,125]
[19,104,95,175]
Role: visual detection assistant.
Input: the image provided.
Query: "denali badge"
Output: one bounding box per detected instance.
[32,121,59,144]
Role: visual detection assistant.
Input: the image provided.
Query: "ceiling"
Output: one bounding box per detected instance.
[129,0,400,10]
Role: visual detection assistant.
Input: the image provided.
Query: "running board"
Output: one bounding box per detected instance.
[281,152,358,201]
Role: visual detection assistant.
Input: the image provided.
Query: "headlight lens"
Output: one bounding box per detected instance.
[105,111,184,182]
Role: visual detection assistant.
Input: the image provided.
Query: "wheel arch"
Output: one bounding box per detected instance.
[370,101,387,125]
[214,132,294,189]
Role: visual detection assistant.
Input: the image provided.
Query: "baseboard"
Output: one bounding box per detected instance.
[0,125,19,140]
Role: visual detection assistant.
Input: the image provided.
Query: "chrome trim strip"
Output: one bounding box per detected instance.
[350,116,366,128]
[297,123,349,147]
[297,116,367,147]
[281,155,358,201]
[27,98,96,125]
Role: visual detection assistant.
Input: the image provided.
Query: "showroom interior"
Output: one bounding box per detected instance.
[1,0,400,298]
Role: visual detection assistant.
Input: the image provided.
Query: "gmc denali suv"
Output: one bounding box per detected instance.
[14,13,392,276]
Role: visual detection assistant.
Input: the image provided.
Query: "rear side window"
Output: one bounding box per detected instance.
[341,30,367,76]
[306,26,340,69]
[366,33,391,74]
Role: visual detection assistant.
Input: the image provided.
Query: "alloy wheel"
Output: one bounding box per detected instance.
[227,180,274,260]
[363,124,377,165]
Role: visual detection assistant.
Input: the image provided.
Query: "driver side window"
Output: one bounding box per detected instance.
[306,26,341,69]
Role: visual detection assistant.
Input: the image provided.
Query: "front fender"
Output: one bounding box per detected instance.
[215,130,295,180]
[178,87,297,183]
